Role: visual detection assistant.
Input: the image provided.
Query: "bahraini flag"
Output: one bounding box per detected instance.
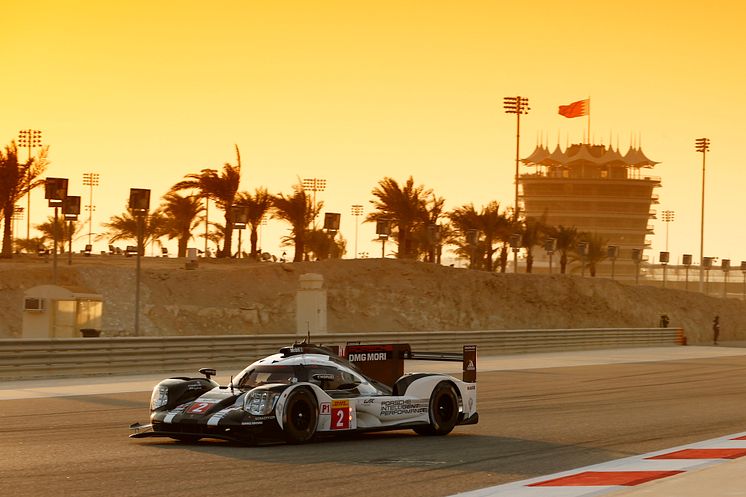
[558,99,589,118]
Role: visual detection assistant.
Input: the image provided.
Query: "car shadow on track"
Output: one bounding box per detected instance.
[135,430,626,476]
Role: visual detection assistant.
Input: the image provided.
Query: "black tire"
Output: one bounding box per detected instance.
[282,388,318,444]
[414,382,459,436]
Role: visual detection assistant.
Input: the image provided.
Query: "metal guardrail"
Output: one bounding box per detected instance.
[0,328,684,380]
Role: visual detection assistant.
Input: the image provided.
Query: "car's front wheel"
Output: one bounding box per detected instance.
[414,382,459,436]
[282,388,318,444]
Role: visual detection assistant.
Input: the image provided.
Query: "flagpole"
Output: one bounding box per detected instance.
[587,96,591,144]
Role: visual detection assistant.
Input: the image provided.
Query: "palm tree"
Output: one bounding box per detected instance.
[13,237,46,254]
[448,203,482,268]
[550,225,579,274]
[0,141,48,258]
[450,201,512,270]
[408,193,446,263]
[198,221,224,257]
[158,192,204,257]
[578,232,609,277]
[99,207,166,255]
[235,187,272,259]
[171,145,242,258]
[495,217,523,273]
[35,216,82,252]
[272,182,318,262]
[520,216,548,273]
[479,202,511,271]
[303,229,347,260]
[367,176,431,259]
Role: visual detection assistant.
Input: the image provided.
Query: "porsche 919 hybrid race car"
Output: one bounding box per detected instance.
[130,342,478,444]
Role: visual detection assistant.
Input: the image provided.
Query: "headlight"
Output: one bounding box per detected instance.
[243,390,279,415]
[150,385,169,411]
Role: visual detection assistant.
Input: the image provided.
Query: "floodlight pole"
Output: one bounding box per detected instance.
[662,210,675,252]
[351,205,363,259]
[204,197,209,255]
[695,138,710,293]
[18,129,42,240]
[503,96,530,222]
[82,173,99,246]
[303,178,327,229]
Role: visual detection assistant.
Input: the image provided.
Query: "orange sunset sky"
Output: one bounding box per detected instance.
[3,1,745,264]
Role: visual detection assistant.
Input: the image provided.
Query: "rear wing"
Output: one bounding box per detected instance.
[340,343,477,386]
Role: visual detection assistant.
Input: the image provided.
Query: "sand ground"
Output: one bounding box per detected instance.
[1,255,742,344]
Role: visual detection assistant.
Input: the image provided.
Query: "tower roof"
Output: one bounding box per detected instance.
[522,143,659,168]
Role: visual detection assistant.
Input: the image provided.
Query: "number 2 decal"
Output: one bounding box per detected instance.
[187,402,213,414]
[335,409,347,428]
[331,400,351,430]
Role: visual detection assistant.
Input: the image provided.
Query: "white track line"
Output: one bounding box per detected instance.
[450,431,746,497]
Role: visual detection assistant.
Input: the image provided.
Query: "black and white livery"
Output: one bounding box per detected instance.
[130,342,478,444]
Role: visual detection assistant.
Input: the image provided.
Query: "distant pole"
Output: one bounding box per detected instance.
[258,216,267,253]
[351,205,363,259]
[135,213,143,335]
[303,178,327,229]
[53,207,59,284]
[586,97,591,145]
[662,210,675,252]
[722,260,730,298]
[204,197,209,255]
[129,188,150,336]
[18,129,42,240]
[82,173,100,246]
[503,96,530,222]
[67,220,73,265]
[695,138,710,293]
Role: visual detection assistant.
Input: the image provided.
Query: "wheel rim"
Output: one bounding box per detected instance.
[292,400,311,431]
[436,393,455,423]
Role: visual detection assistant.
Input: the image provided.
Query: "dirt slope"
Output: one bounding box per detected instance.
[1,256,743,344]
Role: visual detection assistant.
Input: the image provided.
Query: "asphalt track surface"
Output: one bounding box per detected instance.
[3,355,746,497]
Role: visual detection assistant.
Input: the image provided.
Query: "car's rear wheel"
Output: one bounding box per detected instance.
[414,382,459,436]
[282,388,318,444]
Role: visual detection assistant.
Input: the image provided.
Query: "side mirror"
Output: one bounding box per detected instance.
[199,368,217,380]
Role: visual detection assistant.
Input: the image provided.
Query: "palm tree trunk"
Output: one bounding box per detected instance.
[499,245,508,273]
[485,240,496,271]
[397,229,407,258]
[1,207,13,258]
[294,237,304,262]
[250,227,258,258]
[220,213,233,258]
[177,236,188,258]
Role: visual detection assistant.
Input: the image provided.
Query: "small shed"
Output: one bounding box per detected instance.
[296,273,327,334]
[22,285,104,338]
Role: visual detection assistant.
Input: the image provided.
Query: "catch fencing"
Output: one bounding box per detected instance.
[0,327,684,380]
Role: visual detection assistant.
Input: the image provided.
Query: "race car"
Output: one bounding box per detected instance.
[130,341,478,444]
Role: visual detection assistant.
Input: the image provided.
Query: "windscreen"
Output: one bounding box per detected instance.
[238,366,298,389]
